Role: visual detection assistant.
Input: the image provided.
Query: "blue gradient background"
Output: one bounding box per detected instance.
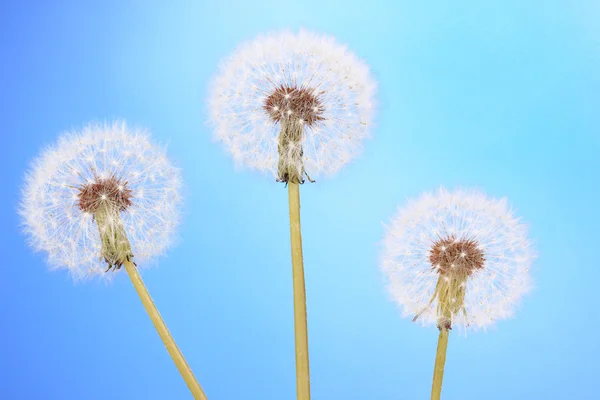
[1,1,599,399]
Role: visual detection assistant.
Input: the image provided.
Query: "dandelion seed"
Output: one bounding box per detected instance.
[20,121,181,278]
[208,29,377,183]
[207,29,377,399]
[20,121,207,399]
[383,187,533,329]
[380,187,535,399]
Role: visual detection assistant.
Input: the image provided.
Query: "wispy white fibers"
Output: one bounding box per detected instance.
[20,121,182,280]
[208,29,377,180]
[380,188,535,331]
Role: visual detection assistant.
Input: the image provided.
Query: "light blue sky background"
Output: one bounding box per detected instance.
[1,1,599,399]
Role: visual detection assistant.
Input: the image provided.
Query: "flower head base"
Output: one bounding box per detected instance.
[20,121,182,280]
[208,29,377,183]
[381,188,535,331]
[76,172,135,271]
[77,173,133,213]
[92,200,134,271]
[276,118,315,184]
[430,236,485,277]
[264,85,325,127]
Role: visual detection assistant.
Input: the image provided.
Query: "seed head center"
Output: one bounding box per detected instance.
[77,175,133,213]
[264,85,325,126]
[429,236,485,277]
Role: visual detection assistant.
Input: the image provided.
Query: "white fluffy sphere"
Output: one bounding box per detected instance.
[20,121,183,280]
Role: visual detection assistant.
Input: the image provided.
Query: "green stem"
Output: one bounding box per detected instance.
[431,328,449,400]
[124,260,208,400]
[288,181,311,400]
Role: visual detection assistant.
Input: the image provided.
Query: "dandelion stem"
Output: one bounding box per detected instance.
[431,328,449,400]
[288,181,311,400]
[123,260,208,400]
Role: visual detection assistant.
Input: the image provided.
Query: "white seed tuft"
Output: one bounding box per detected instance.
[380,187,535,331]
[20,121,183,281]
[207,29,377,180]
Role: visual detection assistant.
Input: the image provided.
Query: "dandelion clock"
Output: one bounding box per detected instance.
[380,187,535,399]
[208,29,376,399]
[20,121,207,399]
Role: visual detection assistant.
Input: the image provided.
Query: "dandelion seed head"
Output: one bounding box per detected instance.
[380,187,535,331]
[208,29,377,180]
[20,121,183,281]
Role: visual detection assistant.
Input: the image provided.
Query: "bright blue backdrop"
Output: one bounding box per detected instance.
[1,1,599,399]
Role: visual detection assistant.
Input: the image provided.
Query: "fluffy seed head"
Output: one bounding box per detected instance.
[20,121,183,280]
[208,29,377,180]
[380,188,535,331]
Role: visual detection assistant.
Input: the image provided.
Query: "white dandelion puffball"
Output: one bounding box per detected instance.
[380,188,535,331]
[208,29,377,182]
[20,121,182,280]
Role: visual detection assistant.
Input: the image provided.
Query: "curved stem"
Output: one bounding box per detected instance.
[124,260,208,400]
[431,328,449,400]
[288,182,311,400]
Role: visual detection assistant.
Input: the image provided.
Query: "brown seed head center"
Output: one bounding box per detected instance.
[264,85,325,126]
[77,175,133,213]
[429,236,485,277]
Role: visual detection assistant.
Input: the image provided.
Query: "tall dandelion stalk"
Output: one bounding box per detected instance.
[20,121,208,400]
[380,188,534,399]
[208,29,376,399]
